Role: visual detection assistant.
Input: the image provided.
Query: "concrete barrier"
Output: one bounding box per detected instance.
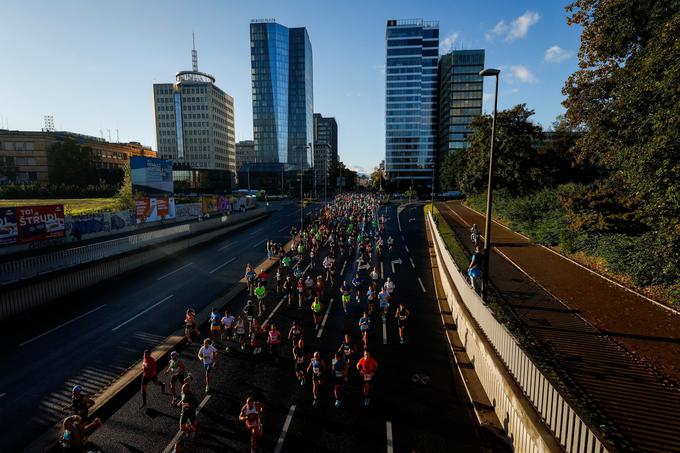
[0,209,269,320]
[427,211,608,453]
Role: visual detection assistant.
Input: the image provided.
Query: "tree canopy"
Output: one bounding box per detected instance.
[47,140,100,187]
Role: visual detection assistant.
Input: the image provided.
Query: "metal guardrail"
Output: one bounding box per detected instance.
[428,212,608,453]
[0,209,261,286]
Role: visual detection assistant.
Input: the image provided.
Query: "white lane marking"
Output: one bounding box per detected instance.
[218,242,232,251]
[274,404,297,453]
[341,261,346,276]
[20,304,107,347]
[0,393,5,399]
[382,317,388,345]
[397,207,402,232]
[209,257,236,274]
[409,258,415,269]
[380,262,384,279]
[262,297,286,328]
[317,298,334,338]
[278,225,289,232]
[252,238,267,249]
[162,395,211,453]
[386,420,394,453]
[111,295,174,332]
[417,277,426,293]
[157,263,192,281]
[404,244,409,253]
[249,228,264,236]
[401,235,405,242]
[303,263,311,275]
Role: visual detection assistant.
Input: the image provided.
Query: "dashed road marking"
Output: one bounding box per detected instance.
[417,277,426,293]
[208,257,236,274]
[157,262,192,280]
[409,258,415,269]
[404,244,409,253]
[252,238,267,248]
[20,304,107,347]
[162,395,211,453]
[274,404,297,453]
[386,420,394,453]
[249,228,264,236]
[278,225,289,232]
[112,295,174,331]
[218,241,233,251]
[262,297,286,328]
[380,262,384,279]
[0,393,7,399]
[382,317,388,345]
[317,298,334,338]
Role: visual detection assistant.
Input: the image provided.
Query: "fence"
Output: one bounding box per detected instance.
[428,212,608,453]
[0,208,265,286]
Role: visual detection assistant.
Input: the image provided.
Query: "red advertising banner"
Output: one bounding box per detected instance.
[17,204,66,243]
[0,207,18,245]
[134,197,176,224]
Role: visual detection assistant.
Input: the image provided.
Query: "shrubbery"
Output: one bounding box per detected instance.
[0,183,119,199]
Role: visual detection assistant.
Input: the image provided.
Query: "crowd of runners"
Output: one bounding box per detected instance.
[59,193,412,453]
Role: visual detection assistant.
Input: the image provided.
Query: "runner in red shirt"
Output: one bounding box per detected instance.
[140,349,165,408]
[356,350,378,407]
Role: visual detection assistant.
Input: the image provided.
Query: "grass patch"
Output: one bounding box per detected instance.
[426,204,470,271]
[0,198,120,216]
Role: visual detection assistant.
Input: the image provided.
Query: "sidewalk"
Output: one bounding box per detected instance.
[437,201,680,453]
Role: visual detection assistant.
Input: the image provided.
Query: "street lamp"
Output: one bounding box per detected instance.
[295,144,311,231]
[479,67,500,302]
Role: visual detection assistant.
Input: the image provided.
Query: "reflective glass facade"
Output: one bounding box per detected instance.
[385,19,439,188]
[438,50,484,155]
[251,21,313,169]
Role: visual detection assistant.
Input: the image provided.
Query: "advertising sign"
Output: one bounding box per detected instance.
[0,207,18,245]
[130,156,174,196]
[17,204,65,243]
[135,197,176,224]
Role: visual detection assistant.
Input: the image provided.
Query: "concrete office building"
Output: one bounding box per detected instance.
[0,129,155,185]
[235,140,256,168]
[438,50,485,156]
[313,113,338,190]
[385,19,439,190]
[153,38,236,180]
[250,19,314,169]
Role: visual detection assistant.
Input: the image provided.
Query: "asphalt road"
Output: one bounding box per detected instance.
[0,200,317,451]
[79,203,505,453]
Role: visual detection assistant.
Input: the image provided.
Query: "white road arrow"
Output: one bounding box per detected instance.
[391,258,402,273]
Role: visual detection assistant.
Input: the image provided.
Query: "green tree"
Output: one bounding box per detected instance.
[563,0,680,284]
[369,161,386,191]
[47,140,100,187]
[458,104,544,195]
[438,150,467,191]
[0,157,18,182]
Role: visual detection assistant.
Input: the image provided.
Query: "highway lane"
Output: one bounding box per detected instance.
[0,201,317,451]
[85,201,506,452]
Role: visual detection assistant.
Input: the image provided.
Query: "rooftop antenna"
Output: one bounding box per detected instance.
[192,32,198,72]
[116,129,120,142]
[107,129,111,142]
[100,129,104,140]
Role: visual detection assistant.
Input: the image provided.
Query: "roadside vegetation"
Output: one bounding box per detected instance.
[0,198,119,216]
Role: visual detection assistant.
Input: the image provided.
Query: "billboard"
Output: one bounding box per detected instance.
[0,207,18,245]
[130,156,174,196]
[17,204,66,243]
[135,197,176,224]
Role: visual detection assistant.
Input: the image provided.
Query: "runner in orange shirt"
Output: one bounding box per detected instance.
[356,350,378,407]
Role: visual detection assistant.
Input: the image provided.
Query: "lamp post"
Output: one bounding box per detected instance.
[295,144,311,231]
[479,68,500,302]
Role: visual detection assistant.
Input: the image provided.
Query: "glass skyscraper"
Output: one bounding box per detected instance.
[385,19,439,189]
[250,20,313,169]
[438,50,485,156]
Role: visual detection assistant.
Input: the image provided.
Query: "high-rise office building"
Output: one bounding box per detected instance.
[313,113,338,185]
[385,19,439,189]
[438,50,485,156]
[153,38,236,178]
[250,20,314,170]
[235,140,256,168]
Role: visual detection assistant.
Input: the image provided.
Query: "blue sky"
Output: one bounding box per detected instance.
[0,0,581,174]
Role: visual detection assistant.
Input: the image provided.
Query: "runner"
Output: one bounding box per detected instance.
[366,284,377,316]
[356,350,378,406]
[267,324,282,362]
[293,338,307,386]
[179,375,198,439]
[378,286,390,320]
[331,351,348,408]
[395,303,411,344]
[288,320,303,346]
[140,350,165,408]
[358,311,371,350]
[304,274,314,301]
[315,275,325,301]
[184,308,199,344]
[384,276,396,295]
[254,281,267,317]
[311,296,324,330]
[166,351,186,406]
[467,246,483,291]
[340,280,352,316]
[235,315,247,351]
[370,267,380,287]
[197,339,217,393]
[209,308,221,342]
[307,351,326,406]
[351,273,362,303]
[243,299,256,325]
[239,396,264,453]
[297,277,305,310]
[245,264,256,295]
[250,318,264,355]
[283,275,294,307]
[221,310,235,352]
[275,267,284,296]
[62,385,94,419]
[338,334,356,370]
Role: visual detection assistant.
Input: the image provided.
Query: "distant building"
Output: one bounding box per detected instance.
[313,113,338,191]
[235,140,256,168]
[152,37,236,182]
[250,20,314,169]
[237,162,286,194]
[173,163,233,194]
[0,129,155,184]
[385,19,439,190]
[438,50,485,156]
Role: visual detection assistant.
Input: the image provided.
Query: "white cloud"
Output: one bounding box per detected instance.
[486,11,540,42]
[483,92,493,103]
[544,45,574,63]
[347,164,372,175]
[508,65,537,83]
[439,31,460,54]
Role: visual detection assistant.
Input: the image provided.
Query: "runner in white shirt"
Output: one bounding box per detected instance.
[197,339,217,393]
[221,310,236,352]
[384,277,395,295]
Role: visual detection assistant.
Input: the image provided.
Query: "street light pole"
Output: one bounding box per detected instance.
[479,68,500,302]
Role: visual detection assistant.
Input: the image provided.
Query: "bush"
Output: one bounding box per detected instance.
[0,183,118,199]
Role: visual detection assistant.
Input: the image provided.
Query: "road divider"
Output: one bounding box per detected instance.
[111,295,174,332]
